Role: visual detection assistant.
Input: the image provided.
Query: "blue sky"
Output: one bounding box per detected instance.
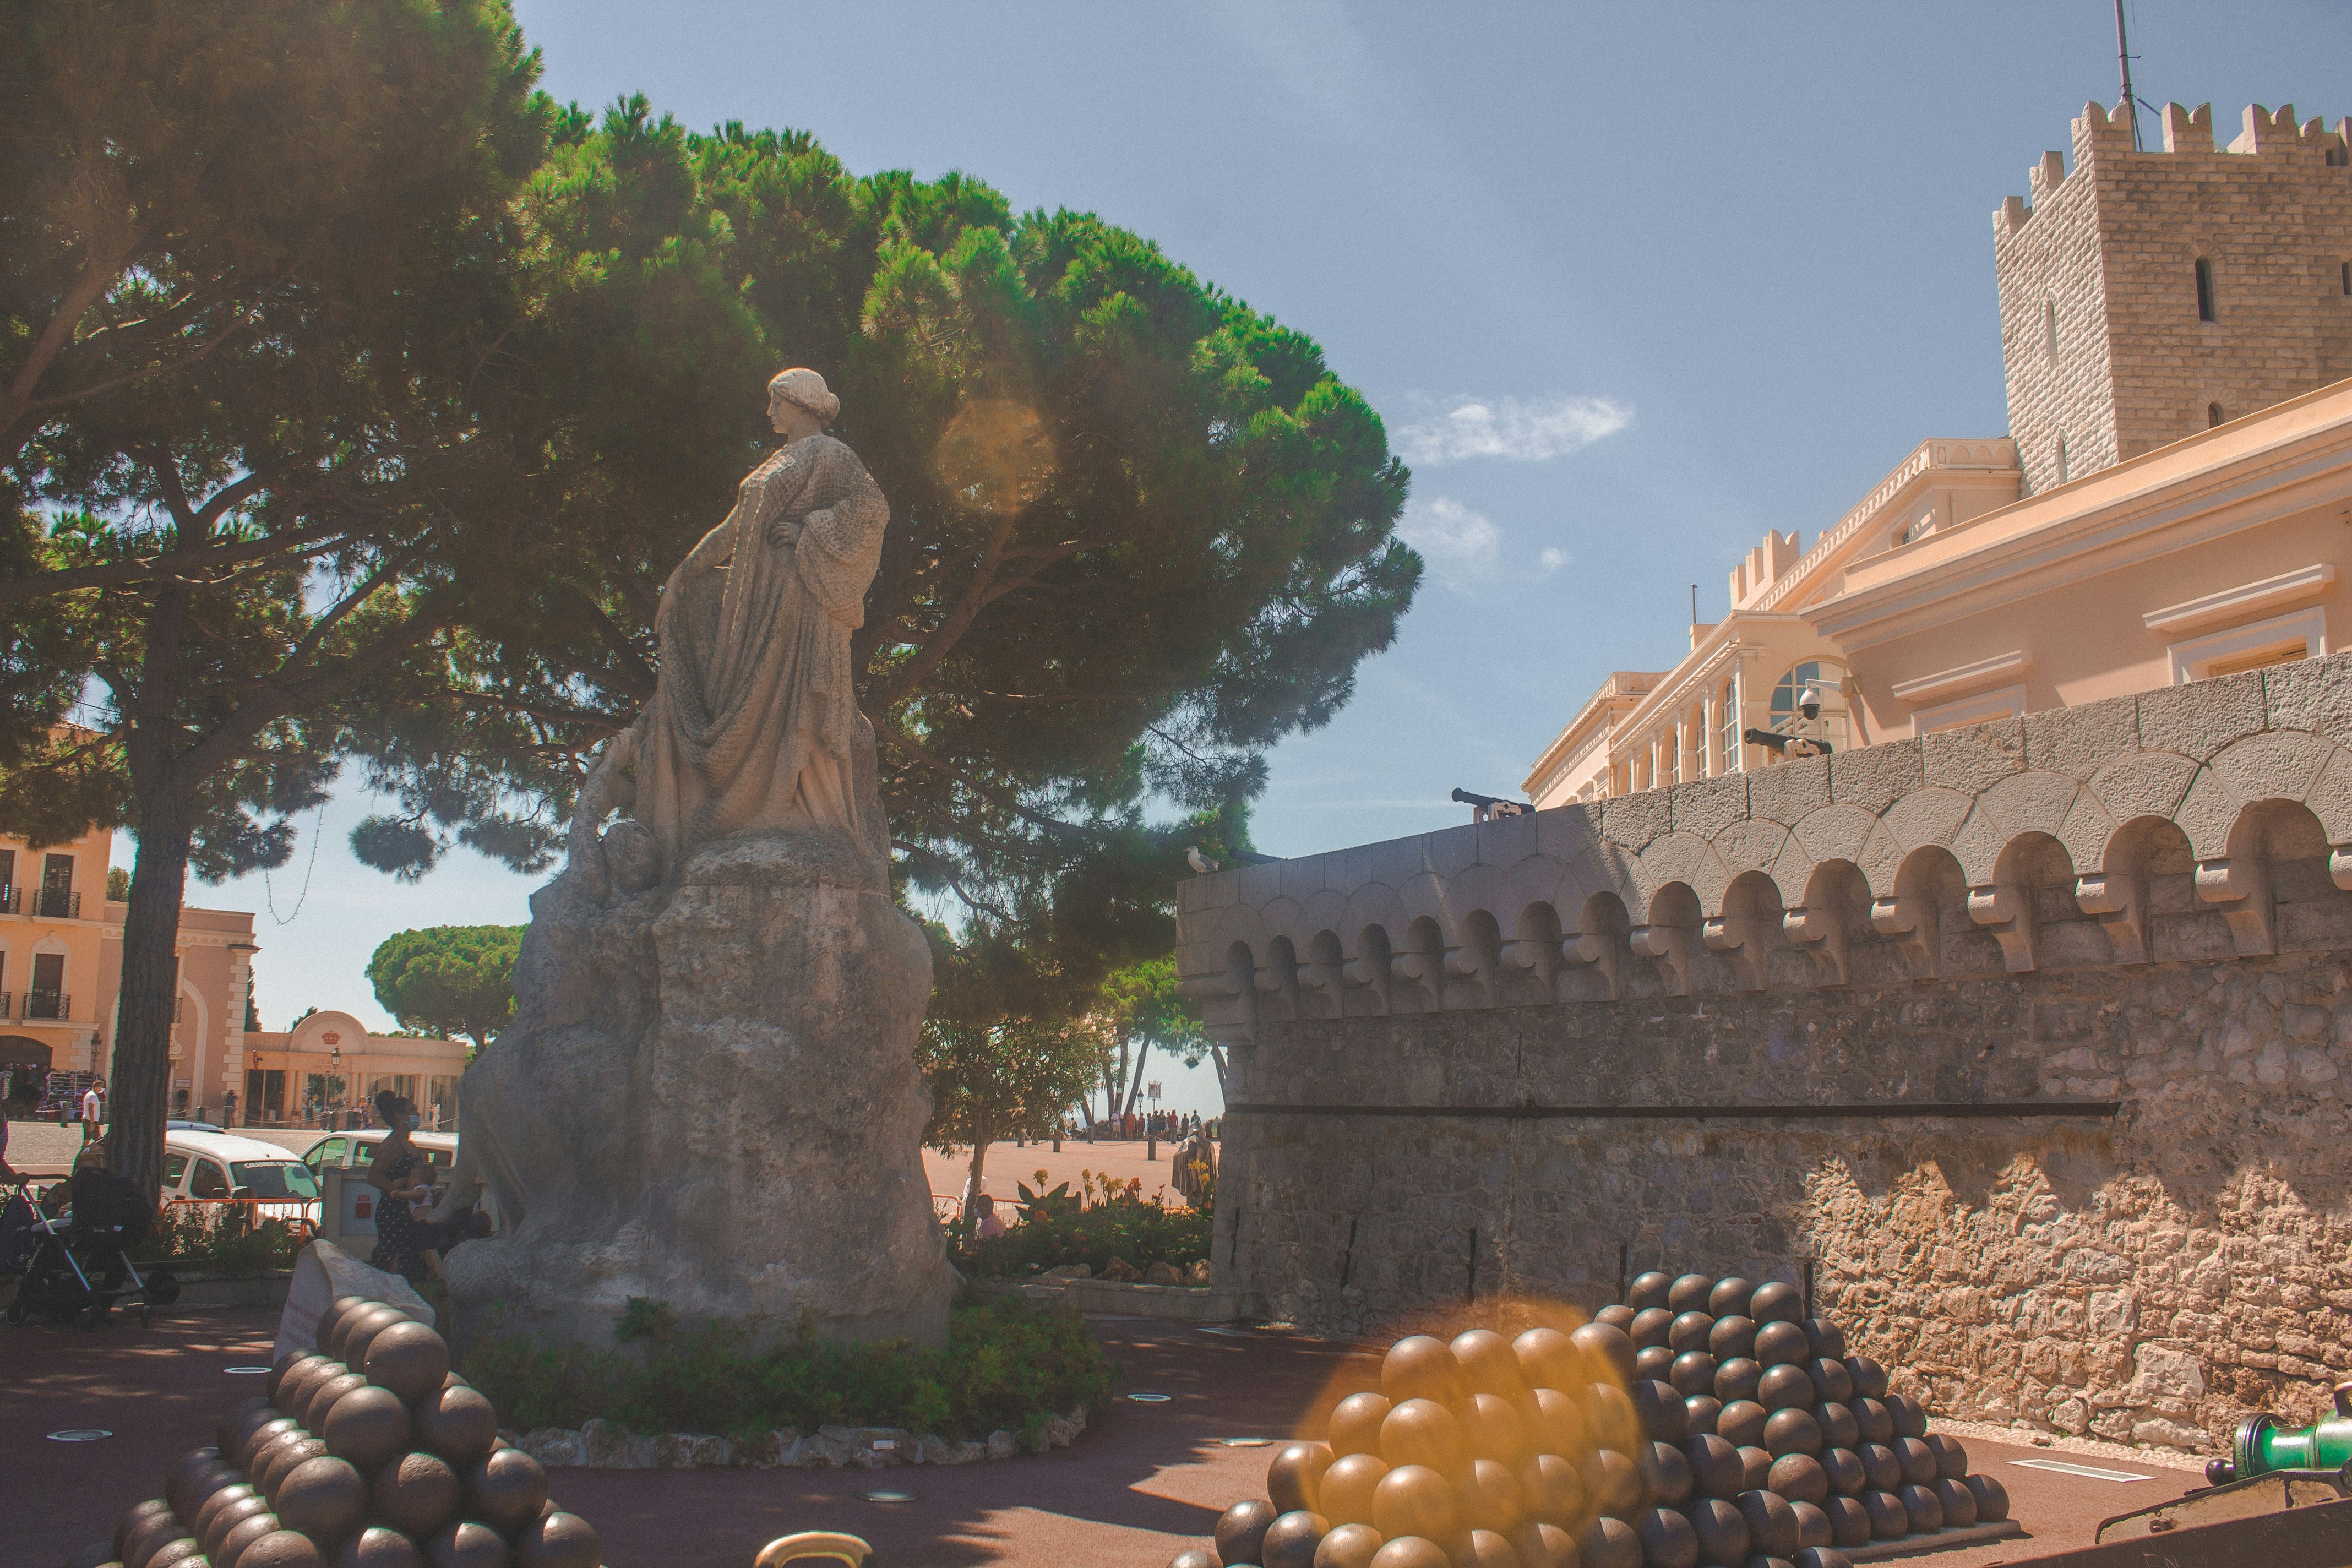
[156,1,2352,1112]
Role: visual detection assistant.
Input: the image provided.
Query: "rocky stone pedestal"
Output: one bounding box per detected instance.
[444,830,954,1352]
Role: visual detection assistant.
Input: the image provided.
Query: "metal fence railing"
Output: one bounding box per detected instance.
[26,990,68,1020]
[34,889,80,919]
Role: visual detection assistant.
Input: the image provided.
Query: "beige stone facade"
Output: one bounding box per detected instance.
[1997,102,2352,496]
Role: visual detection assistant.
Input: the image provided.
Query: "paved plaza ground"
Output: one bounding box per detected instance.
[1,1298,2203,1568]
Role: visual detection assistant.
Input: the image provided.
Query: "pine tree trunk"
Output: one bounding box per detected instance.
[111,794,194,1202]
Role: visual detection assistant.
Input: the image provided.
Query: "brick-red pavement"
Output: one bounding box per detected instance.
[1,1308,2199,1568]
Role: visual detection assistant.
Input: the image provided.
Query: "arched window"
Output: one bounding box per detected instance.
[1719,677,1741,771]
[1767,659,1853,755]
[2208,401,2225,428]
[2042,298,2059,366]
[2195,258,2216,322]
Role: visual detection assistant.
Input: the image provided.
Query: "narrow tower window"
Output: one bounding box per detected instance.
[2342,259,2350,296]
[2208,402,2225,428]
[2056,434,2070,484]
[2042,298,2059,366]
[2195,258,2216,322]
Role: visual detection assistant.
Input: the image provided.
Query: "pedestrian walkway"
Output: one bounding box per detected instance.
[923,1136,1208,1214]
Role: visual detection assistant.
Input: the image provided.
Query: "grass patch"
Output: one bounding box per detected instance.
[463,1288,1115,1443]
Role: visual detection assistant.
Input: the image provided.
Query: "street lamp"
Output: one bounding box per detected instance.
[329,1044,341,1129]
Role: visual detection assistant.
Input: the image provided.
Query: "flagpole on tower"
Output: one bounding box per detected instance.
[2114,0,2142,151]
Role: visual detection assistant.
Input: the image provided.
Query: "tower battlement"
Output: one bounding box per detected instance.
[1992,99,2352,496]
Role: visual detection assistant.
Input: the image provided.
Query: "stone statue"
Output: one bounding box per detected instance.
[443,369,955,1353]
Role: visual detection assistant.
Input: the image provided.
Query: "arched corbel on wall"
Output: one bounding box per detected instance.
[1784,859,1870,986]
[1704,870,1786,992]
[1343,923,1395,1014]
[1253,935,1302,1022]
[1498,901,1564,1004]
[1442,908,1505,1009]
[1565,892,1630,1001]
[1875,846,1964,979]
[1969,831,2075,974]
[1390,917,1447,1012]
[2197,799,2299,957]
[2076,815,2174,965]
[1178,939,1260,1047]
[1297,929,1347,1017]
[1632,883,1702,996]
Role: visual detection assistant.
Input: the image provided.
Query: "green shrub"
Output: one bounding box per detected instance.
[463,1289,1115,1442]
[962,1170,1213,1277]
[135,1206,303,1276]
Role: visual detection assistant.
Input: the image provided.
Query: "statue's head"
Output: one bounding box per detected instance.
[769,367,840,432]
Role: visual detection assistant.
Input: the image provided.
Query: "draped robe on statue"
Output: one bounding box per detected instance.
[634,433,891,877]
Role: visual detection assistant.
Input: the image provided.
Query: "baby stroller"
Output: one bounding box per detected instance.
[2,1172,178,1330]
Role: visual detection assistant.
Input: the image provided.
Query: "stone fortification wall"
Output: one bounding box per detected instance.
[1995,99,2352,495]
[1182,656,2352,1455]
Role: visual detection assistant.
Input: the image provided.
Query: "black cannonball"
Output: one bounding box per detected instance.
[514,1510,602,1568]
[167,1448,226,1520]
[1708,1278,1755,1317]
[303,1372,371,1434]
[1586,1381,1643,1453]
[1965,1472,2010,1521]
[1167,1551,1220,1568]
[1259,1510,1327,1568]
[1270,1441,1336,1515]
[426,1520,507,1568]
[1736,1489,1800,1558]
[1856,1444,1901,1494]
[1571,1322,1640,1387]
[1636,1344,1678,1382]
[465,1446,548,1536]
[1528,1387,1588,1457]
[119,1498,174,1558]
[1849,1399,1893,1448]
[1461,1457,1523,1534]
[324,1386,411,1473]
[1672,1351,1719,1398]
[372,1451,460,1539]
[1923,1434,1968,1480]
[1686,1433,1744,1499]
[334,1527,425,1568]
[1717,1400,1767,1449]
[1517,1451,1584,1525]
[1793,1550,1856,1568]
[1512,1519,1576,1568]
[1637,1506,1701,1568]
[1598,1304,1637,1332]
[281,1359,345,1423]
[1714,1358,1762,1404]
[1800,1319,1846,1362]
[1789,1500,1832,1549]
[1709,1317,1758,1363]
[179,1460,245,1527]
[1770,1452,1831,1506]
[1645,1439,1696,1507]
[242,1417,304,1474]
[415,1384,499,1469]
[364,1322,451,1405]
[194,1485,263,1553]
[1820,1448,1866,1497]
[1812,1403,1858,1452]
[1633,1379,1689,1443]
[238,1531,328,1568]
[1749,1283,1803,1326]
[1756,1365,1814,1414]
[1583,1446,1646,1518]
[1669,1311,1716,1355]
[1580,1515,1643,1568]
[218,1511,290,1568]
[147,1539,211,1568]
[123,1513,188,1568]
[270,1353,323,1407]
[1752,1321,1810,1370]
[1463,1392,1532,1464]
[1861,1488,1910,1539]
[1897,1482,1943,1534]
[1216,1499,1280,1567]
[335,1306,404,1367]
[1629,1272,1674,1311]
[1687,1496,1749,1567]
[1822,1494,1871,1548]
[1895,1438,1937,1487]
[217,1396,274,1458]
[1739,1446,1772,1493]
[1763,1408,1822,1458]
[255,1434,328,1504]
[1886,1395,1928,1441]
[1685,1394,1723,1436]
[277,1456,368,1547]
[1453,1330,1525,1400]
[319,1296,373,1359]
[1669,1275,1716,1314]
[1931,1477,1977,1529]
[1843,1358,1889,1402]
[1631,1307,1676,1350]
[1513,1326,1579,1392]
[1805,1359,1854,1406]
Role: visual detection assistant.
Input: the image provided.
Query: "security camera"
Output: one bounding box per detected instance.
[1799,687,1823,718]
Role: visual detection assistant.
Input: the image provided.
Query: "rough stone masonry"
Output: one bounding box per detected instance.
[1182,652,2352,1455]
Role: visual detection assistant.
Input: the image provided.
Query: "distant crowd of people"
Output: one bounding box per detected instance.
[1101,1109,1215,1141]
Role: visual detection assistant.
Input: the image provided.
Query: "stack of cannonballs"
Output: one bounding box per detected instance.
[102,1293,603,1568]
[1171,1272,2011,1568]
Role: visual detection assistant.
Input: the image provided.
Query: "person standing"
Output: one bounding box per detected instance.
[80,1077,105,1146]
[366,1090,433,1280]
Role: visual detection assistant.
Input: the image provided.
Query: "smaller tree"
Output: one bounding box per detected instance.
[364,925,521,1052]
[918,1010,1109,1217]
[1101,958,1211,1117]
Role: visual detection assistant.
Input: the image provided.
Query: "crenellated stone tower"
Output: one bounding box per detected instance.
[1995,100,2352,494]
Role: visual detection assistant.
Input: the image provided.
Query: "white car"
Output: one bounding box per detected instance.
[162,1129,322,1225]
[297,1129,459,1183]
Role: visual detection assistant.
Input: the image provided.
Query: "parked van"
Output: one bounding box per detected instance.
[297,1129,458,1184]
[161,1129,321,1226]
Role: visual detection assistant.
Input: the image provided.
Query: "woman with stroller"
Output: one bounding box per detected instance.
[366,1090,434,1280]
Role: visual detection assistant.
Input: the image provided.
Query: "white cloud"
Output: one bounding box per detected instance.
[1397,497,1500,590]
[1538,547,1571,573]
[1393,394,1634,466]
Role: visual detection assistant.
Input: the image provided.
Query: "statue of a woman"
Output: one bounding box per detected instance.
[626,367,892,879]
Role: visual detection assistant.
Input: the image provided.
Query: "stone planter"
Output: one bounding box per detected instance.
[514,1407,1091,1469]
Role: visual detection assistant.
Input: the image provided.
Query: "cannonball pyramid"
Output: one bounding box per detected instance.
[1172,1271,2013,1568]
[97,1292,606,1568]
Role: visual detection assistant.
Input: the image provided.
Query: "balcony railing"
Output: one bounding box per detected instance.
[34,889,80,919]
[26,990,68,1020]
[0,990,9,1019]
[0,885,17,914]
